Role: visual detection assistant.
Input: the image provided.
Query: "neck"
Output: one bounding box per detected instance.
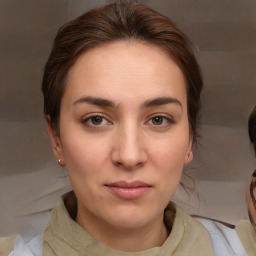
[76,204,168,252]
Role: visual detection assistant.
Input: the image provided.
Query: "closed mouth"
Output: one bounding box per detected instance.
[105,180,152,199]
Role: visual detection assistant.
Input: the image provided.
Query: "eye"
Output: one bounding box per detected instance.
[148,115,173,126]
[152,116,164,125]
[82,115,110,126]
[91,116,104,125]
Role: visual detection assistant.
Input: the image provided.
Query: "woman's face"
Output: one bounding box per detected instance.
[48,42,193,234]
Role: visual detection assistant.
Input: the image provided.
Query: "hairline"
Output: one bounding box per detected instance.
[51,38,191,131]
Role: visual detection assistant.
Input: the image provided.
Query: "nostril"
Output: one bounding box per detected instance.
[112,155,147,170]
[114,161,123,167]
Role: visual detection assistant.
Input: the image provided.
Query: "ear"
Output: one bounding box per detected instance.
[46,116,65,166]
[184,139,193,164]
[184,150,193,164]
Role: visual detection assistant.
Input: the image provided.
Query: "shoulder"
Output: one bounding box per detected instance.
[196,217,248,256]
[166,203,209,235]
[174,205,210,234]
[172,204,213,240]
[163,204,215,256]
[0,235,42,256]
[236,220,256,256]
[0,234,19,256]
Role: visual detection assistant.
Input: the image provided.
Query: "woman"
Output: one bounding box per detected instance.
[0,1,253,255]
[236,106,256,255]
[248,106,256,225]
[247,106,256,227]
[42,1,205,254]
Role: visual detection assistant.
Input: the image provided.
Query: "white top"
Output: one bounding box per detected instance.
[197,218,248,256]
[8,235,42,256]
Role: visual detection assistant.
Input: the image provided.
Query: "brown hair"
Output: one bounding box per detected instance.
[248,106,256,228]
[249,106,256,154]
[42,0,203,142]
[249,177,256,229]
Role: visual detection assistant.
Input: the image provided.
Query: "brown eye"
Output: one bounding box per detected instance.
[152,116,164,125]
[91,116,103,125]
[82,114,112,128]
[148,115,173,127]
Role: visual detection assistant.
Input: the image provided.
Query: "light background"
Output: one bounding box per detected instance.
[0,0,255,240]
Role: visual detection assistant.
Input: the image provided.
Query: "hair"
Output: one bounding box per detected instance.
[249,178,256,229]
[249,106,256,155]
[248,106,256,229]
[42,0,203,143]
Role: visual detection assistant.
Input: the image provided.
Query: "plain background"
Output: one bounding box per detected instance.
[0,0,255,240]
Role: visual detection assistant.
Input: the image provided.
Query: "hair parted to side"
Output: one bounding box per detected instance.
[42,0,203,143]
[249,106,256,155]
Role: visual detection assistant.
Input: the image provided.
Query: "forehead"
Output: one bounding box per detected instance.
[64,41,187,106]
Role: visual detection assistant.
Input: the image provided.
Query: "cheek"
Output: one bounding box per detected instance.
[61,133,110,177]
[148,134,189,189]
[62,136,111,203]
[149,133,188,167]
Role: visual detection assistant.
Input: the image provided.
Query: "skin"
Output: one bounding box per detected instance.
[48,41,193,252]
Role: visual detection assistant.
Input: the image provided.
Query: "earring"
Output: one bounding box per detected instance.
[58,159,65,167]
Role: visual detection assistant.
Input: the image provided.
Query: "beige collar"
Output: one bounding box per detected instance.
[42,195,214,256]
[236,220,256,256]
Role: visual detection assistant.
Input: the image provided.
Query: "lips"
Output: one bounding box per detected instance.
[105,181,152,199]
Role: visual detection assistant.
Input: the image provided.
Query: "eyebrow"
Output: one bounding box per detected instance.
[142,97,182,109]
[72,96,182,109]
[73,96,119,108]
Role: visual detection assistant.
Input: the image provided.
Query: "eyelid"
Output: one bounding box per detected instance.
[81,113,113,126]
[146,113,175,126]
[147,113,174,121]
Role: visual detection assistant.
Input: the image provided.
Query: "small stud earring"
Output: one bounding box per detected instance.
[58,159,65,166]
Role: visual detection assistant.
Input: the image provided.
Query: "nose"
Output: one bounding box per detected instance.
[111,125,148,170]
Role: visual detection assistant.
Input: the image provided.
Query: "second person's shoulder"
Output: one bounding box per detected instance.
[236,220,256,256]
[0,234,19,256]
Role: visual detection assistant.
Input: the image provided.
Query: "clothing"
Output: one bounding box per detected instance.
[0,234,18,256]
[42,196,214,256]
[1,194,255,256]
[0,235,41,256]
[236,220,256,256]
[197,218,248,256]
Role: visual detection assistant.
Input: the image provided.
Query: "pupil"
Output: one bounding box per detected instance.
[92,116,102,125]
[153,116,163,125]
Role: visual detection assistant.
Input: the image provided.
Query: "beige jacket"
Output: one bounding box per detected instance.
[42,198,214,256]
[1,196,255,255]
